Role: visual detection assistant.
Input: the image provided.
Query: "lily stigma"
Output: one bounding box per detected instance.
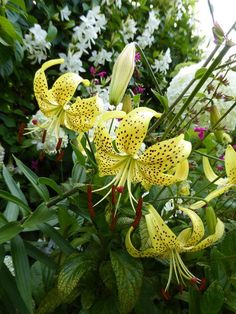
[191,145,236,209]
[125,204,224,290]
[93,107,192,212]
[26,58,103,149]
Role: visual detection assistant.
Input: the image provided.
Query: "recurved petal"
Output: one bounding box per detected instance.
[95,151,127,176]
[225,145,236,184]
[136,159,189,187]
[34,59,64,116]
[64,95,101,132]
[178,207,204,247]
[125,226,163,258]
[50,72,89,107]
[115,107,161,156]
[145,204,177,254]
[184,218,224,252]
[139,135,191,172]
[203,156,226,185]
[190,184,232,210]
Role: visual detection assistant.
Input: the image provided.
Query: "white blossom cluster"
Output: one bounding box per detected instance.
[136,10,161,49]
[24,24,51,64]
[60,6,109,74]
[121,17,137,44]
[152,48,172,74]
[88,49,112,67]
[166,62,236,130]
[28,110,69,155]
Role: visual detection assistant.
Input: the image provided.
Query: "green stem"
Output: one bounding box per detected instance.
[46,186,81,207]
[85,132,96,162]
[136,43,162,95]
[192,150,223,162]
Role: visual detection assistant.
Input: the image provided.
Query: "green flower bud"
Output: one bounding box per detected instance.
[205,206,217,235]
[109,43,136,106]
[122,94,132,113]
[210,105,224,143]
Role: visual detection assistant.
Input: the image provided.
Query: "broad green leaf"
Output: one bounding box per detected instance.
[38,223,74,254]
[81,288,95,310]
[46,21,57,42]
[38,177,63,196]
[25,241,57,270]
[70,139,86,166]
[110,250,143,314]
[11,236,33,314]
[0,221,23,244]
[0,264,31,314]
[2,165,28,216]
[4,202,19,222]
[10,0,26,11]
[194,67,208,79]
[0,190,31,215]
[99,261,116,291]
[152,89,168,112]
[200,282,224,314]
[22,204,56,229]
[0,16,22,43]
[58,253,97,297]
[13,157,49,201]
[72,162,87,183]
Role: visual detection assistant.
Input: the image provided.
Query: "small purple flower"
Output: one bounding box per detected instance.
[97,71,107,78]
[135,52,141,62]
[233,144,236,150]
[89,66,97,76]
[216,165,224,171]
[133,85,145,95]
[194,126,208,140]
[219,154,225,160]
[31,159,39,171]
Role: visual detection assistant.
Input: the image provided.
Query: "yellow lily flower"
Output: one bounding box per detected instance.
[31,59,102,144]
[93,107,191,210]
[191,145,236,209]
[125,204,224,290]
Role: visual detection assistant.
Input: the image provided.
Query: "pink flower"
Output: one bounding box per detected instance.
[216,165,224,171]
[194,126,208,140]
[89,66,97,76]
[97,71,107,78]
[133,85,145,95]
[135,52,141,62]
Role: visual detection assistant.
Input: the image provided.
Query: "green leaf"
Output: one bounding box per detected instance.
[194,67,208,79]
[25,241,57,269]
[72,162,87,183]
[70,140,86,166]
[14,40,24,62]
[46,21,57,42]
[200,281,224,314]
[4,201,20,221]
[58,253,97,297]
[11,236,33,314]
[22,204,56,229]
[38,223,75,254]
[38,177,63,196]
[0,190,31,215]
[110,250,143,314]
[151,89,168,112]
[13,156,50,201]
[0,221,23,244]
[0,264,31,314]
[0,16,22,43]
[2,165,29,216]
[10,0,26,11]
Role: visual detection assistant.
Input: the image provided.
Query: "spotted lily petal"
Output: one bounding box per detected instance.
[115,107,161,155]
[184,218,224,252]
[225,145,236,184]
[178,207,204,247]
[64,95,102,132]
[203,156,226,185]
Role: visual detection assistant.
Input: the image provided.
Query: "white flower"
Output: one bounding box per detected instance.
[152,48,172,74]
[166,62,236,130]
[60,5,71,21]
[24,24,51,64]
[0,143,4,168]
[28,111,69,155]
[58,51,85,73]
[121,17,137,43]
[101,0,122,8]
[89,49,113,66]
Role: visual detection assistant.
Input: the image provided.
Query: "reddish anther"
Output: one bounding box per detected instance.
[56,150,64,161]
[111,185,116,205]
[56,138,63,151]
[32,119,38,125]
[87,185,95,220]
[160,288,171,301]
[42,130,47,143]
[199,278,207,292]
[132,197,143,229]
[190,277,199,285]
[116,186,125,193]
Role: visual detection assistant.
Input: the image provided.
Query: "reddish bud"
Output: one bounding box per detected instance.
[199,278,207,292]
[56,150,64,161]
[109,211,117,231]
[32,119,38,125]
[111,185,116,205]
[56,138,62,151]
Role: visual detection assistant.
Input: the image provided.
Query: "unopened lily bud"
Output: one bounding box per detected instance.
[212,22,225,44]
[122,94,132,113]
[109,43,136,106]
[210,105,224,143]
[205,206,217,235]
[223,132,232,144]
[179,181,190,196]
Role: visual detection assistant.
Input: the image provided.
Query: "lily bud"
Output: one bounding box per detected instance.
[122,94,132,113]
[205,206,217,235]
[179,181,190,196]
[212,22,225,44]
[210,105,224,143]
[109,43,136,106]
